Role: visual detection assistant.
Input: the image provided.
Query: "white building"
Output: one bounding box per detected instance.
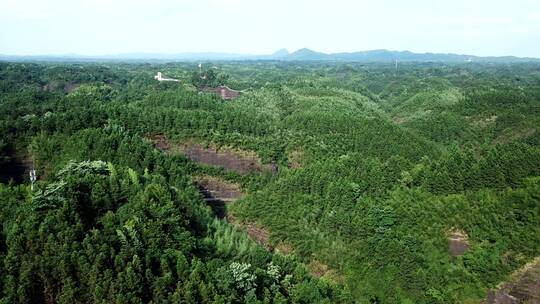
[154,72,180,82]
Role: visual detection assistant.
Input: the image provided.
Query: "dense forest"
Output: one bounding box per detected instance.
[0,60,539,303]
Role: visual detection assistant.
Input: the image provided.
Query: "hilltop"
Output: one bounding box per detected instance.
[2,48,539,63]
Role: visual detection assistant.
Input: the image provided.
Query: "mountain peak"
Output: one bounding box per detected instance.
[272,48,289,57]
[293,48,317,54]
[287,48,329,60]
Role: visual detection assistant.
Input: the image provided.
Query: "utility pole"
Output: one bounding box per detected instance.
[198,63,206,80]
[29,168,36,191]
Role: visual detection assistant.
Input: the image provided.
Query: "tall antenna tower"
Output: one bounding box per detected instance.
[395,59,398,76]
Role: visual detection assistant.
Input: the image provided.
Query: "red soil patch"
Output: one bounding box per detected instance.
[448,229,469,257]
[149,134,170,151]
[42,83,59,92]
[245,223,272,250]
[63,83,80,94]
[227,214,273,251]
[195,176,243,202]
[195,176,243,219]
[202,86,241,100]
[148,135,276,175]
[487,257,540,304]
[179,143,273,175]
[226,213,343,282]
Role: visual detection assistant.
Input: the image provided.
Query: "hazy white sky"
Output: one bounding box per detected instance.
[1,0,539,57]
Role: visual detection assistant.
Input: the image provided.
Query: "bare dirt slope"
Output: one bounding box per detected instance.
[179,143,275,175]
[196,175,243,202]
[149,135,277,175]
[487,256,540,304]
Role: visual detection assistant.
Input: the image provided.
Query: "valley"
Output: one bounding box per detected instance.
[0,60,539,303]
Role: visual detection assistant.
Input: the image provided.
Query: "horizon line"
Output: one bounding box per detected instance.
[1,48,539,60]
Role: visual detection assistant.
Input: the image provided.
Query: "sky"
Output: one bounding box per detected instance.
[1,0,539,57]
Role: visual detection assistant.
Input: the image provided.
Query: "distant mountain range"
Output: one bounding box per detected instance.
[2,48,539,62]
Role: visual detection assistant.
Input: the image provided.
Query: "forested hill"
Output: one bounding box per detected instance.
[281,48,540,62]
[2,48,539,62]
[0,61,539,303]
